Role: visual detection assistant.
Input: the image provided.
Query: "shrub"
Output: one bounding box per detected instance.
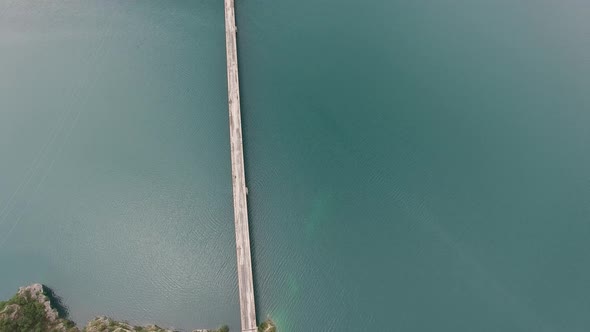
[0,293,49,332]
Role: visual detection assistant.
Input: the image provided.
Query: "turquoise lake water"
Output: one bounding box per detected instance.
[1,1,590,331]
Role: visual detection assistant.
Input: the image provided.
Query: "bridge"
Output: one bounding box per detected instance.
[223,0,257,331]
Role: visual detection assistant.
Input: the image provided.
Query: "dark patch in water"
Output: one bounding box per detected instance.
[42,285,70,319]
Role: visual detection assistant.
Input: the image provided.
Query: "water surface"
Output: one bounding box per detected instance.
[1,1,590,331]
[237,1,590,331]
[0,1,238,330]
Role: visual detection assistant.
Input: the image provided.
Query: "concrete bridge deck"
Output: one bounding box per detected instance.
[223,0,257,331]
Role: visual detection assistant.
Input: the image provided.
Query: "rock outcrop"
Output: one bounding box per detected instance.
[83,316,173,332]
[17,284,60,321]
[0,284,229,332]
[0,283,77,332]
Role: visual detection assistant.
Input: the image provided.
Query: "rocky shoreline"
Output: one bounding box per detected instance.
[0,284,232,332]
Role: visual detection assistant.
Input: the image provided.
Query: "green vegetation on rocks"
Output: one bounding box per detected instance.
[215,326,229,332]
[0,284,232,332]
[81,316,173,332]
[0,284,77,332]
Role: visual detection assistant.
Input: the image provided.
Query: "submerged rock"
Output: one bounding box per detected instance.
[257,319,276,332]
